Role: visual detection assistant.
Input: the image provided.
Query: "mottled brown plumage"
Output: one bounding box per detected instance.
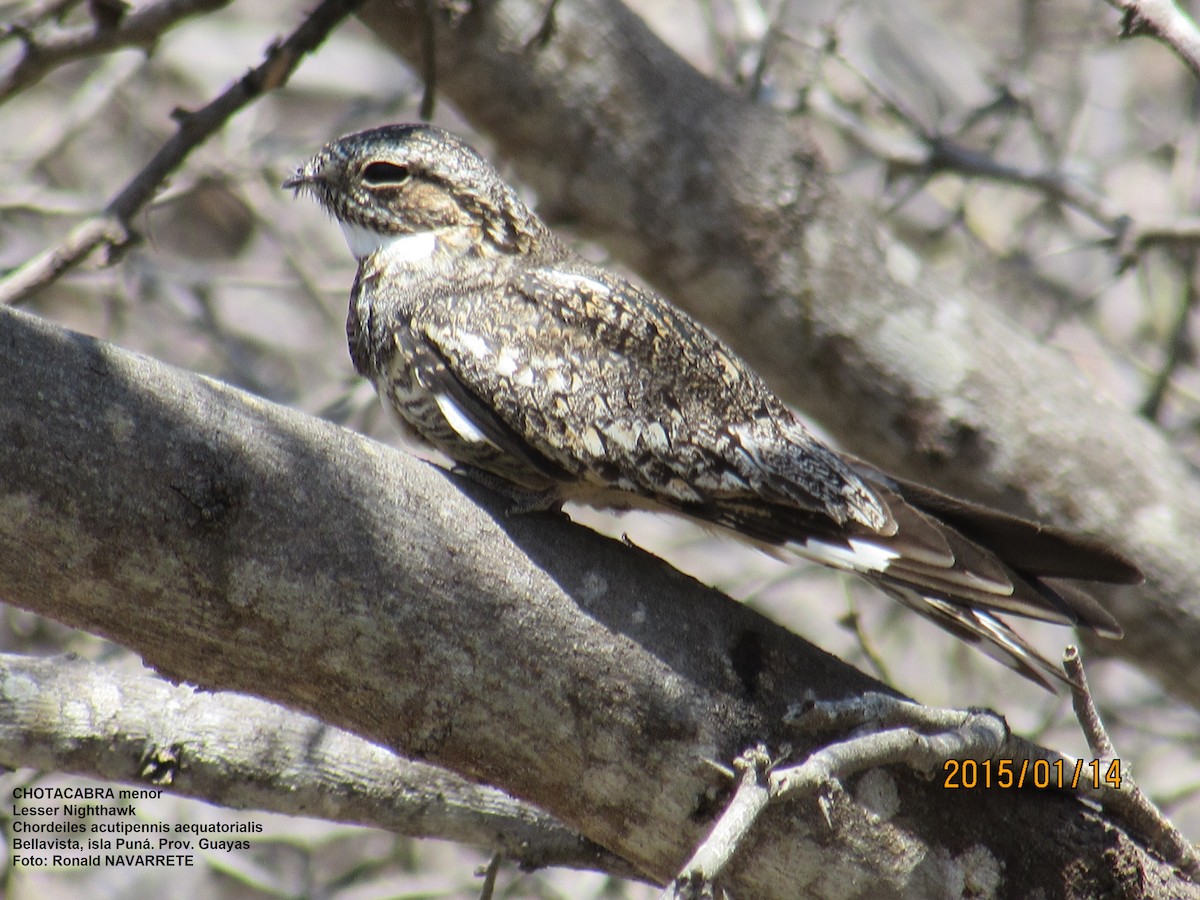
[285,124,1141,690]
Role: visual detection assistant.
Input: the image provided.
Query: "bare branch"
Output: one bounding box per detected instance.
[0,215,128,306]
[661,746,770,899]
[1104,0,1200,82]
[0,0,234,106]
[0,652,639,878]
[809,75,1200,270]
[0,0,365,307]
[817,91,1123,227]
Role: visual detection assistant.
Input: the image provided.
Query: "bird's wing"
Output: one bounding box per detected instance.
[421,264,888,524]
[413,337,577,484]
[418,265,1135,689]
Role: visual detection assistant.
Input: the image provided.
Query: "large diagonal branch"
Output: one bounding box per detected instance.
[0,306,1188,896]
[355,0,1200,704]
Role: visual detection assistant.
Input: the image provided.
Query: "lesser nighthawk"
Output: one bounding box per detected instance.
[285,124,1140,690]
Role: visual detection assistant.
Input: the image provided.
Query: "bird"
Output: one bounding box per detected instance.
[284,123,1142,691]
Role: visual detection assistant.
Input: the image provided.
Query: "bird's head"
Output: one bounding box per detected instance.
[283,124,547,262]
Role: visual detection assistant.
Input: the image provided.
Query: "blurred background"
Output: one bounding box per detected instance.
[2,0,1199,896]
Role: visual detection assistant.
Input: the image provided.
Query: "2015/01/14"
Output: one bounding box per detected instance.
[943,758,1122,790]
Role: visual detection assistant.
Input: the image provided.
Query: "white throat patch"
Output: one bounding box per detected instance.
[339,221,439,264]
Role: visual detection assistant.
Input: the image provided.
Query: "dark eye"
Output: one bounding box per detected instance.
[361,161,411,186]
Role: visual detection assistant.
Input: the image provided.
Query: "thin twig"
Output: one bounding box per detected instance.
[417,0,438,120]
[477,853,503,900]
[0,216,128,305]
[1139,250,1197,420]
[1064,647,1115,759]
[744,0,794,102]
[661,746,771,899]
[809,87,1127,235]
[1064,647,1200,878]
[0,0,366,307]
[837,589,893,685]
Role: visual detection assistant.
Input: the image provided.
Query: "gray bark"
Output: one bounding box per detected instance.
[0,300,1187,897]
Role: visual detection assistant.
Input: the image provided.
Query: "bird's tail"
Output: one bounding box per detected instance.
[703,461,1141,690]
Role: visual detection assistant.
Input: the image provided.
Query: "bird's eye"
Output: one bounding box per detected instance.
[361,161,411,186]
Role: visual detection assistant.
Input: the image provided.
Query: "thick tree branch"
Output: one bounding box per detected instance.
[0,301,1191,896]
[355,0,1200,706]
[0,652,637,878]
